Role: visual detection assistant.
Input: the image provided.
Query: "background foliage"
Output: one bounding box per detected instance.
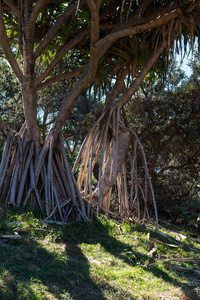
[126,55,200,222]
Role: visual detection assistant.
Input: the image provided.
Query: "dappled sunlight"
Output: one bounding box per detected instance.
[0,211,199,299]
[61,218,200,299]
[0,232,107,299]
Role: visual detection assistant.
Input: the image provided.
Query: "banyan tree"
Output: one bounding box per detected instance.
[0,0,200,227]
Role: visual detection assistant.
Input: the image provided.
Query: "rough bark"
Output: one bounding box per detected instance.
[95,130,131,200]
[21,81,39,141]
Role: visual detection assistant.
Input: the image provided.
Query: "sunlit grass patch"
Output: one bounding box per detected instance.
[0,209,200,299]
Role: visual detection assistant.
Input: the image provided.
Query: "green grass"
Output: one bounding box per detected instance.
[0,208,200,299]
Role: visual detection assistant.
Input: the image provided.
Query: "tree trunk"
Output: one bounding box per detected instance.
[21,80,39,141]
[95,130,131,201]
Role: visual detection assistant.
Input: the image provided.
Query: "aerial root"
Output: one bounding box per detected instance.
[0,126,90,222]
[0,111,159,227]
[74,107,158,228]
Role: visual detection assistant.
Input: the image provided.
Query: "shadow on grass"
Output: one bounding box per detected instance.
[61,219,200,299]
[0,217,199,299]
[0,237,107,299]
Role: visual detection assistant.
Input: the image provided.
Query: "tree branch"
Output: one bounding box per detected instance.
[0,1,24,83]
[95,8,181,50]
[96,0,103,6]
[87,0,100,44]
[52,3,182,134]
[114,42,167,109]
[37,65,86,90]
[35,1,115,86]
[86,0,96,11]
[3,0,20,16]
[26,0,49,35]
[54,1,100,134]
[0,115,15,136]
[33,0,85,60]
[185,0,200,13]
[35,28,90,86]
[86,0,103,10]
[161,158,198,173]
[105,66,129,110]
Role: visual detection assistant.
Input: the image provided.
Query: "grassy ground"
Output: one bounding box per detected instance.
[0,208,200,300]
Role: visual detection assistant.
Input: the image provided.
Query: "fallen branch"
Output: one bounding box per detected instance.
[148,247,157,257]
[150,236,183,248]
[193,237,200,243]
[165,263,200,276]
[0,234,20,239]
[165,258,200,262]
[39,219,66,226]
[13,227,48,232]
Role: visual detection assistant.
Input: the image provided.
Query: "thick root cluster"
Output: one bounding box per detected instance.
[73,108,158,229]
[0,126,91,223]
[0,109,158,228]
